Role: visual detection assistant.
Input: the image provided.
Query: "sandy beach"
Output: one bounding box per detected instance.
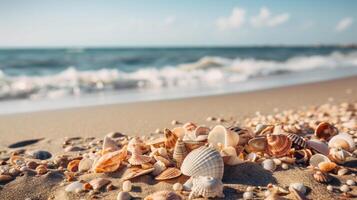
[0,76,356,200]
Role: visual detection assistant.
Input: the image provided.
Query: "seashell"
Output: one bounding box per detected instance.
[183,122,197,133]
[122,167,154,180]
[337,168,349,176]
[231,128,254,146]
[346,179,355,186]
[289,183,306,195]
[93,146,127,173]
[152,161,167,176]
[172,127,186,139]
[309,153,330,168]
[246,152,258,162]
[102,136,119,153]
[279,156,296,164]
[307,139,329,156]
[0,174,13,183]
[208,125,239,149]
[155,167,182,180]
[89,178,111,190]
[173,139,188,168]
[154,155,172,167]
[315,122,338,141]
[189,176,224,199]
[194,126,210,136]
[128,152,152,166]
[173,183,183,191]
[122,180,132,192]
[181,146,224,180]
[261,159,276,172]
[246,137,266,152]
[65,181,83,193]
[83,182,92,190]
[36,165,48,175]
[145,191,182,200]
[243,191,254,199]
[67,159,81,172]
[340,185,350,192]
[106,132,125,139]
[318,161,336,173]
[10,156,25,166]
[293,149,312,164]
[128,137,149,154]
[260,125,275,135]
[266,134,292,157]
[328,133,355,152]
[28,150,52,160]
[146,137,166,148]
[329,148,352,164]
[219,146,243,165]
[254,124,270,135]
[183,140,206,151]
[183,177,193,191]
[313,171,331,183]
[79,158,94,172]
[286,133,306,149]
[117,191,132,200]
[164,128,178,149]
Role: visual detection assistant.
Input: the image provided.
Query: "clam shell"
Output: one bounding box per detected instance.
[315,122,338,141]
[152,161,167,176]
[328,133,355,152]
[93,146,127,173]
[102,136,119,153]
[144,190,182,200]
[65,181,83,193]
[313,171,331,183]
[122,167,155,180]
[266,134,292,157]
[261,159,276,172]
[181,146,224,180]
[307,139,329,156]
[318,161,336,172]
[164,128,178,149]
[89,178,111,190]
[286,133,306,149]
[309,153,330,168]
[128,153,152,165]
[208,125,239,149]
[173,139,188,168]
[155,167,182,180]
[189,176,224,199]
[246,137,266,152]
[329,148,352,164]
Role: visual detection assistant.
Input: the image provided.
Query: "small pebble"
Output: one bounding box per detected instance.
[337,168,349,176]
[340,185,350,192]
[171,120,179,125]
[273,158,282,165]
[326,185,333,191]
[122,180,132,192]
[117,191,131,200]
[206,116,216,122]
[243,191,254,199]
[281,163,289,170]
[28,150,52,160]
[155,129,161,134]
[289,183,306,195]
[346,179,355,186]
[172,182,183,191]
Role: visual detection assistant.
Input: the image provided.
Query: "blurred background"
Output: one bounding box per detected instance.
[0,0,357,113]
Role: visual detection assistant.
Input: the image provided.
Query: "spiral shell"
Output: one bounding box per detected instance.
[246,137,266,152]
[164,128,178,149]
[208,125,239,149]
[144,190,182,200]
[307,139,329,156]
[173,138,188,168]
[328,133,355,152]
[315,122,338,141]
[286,133,306,149]
[309,153,330,168]
[181,146,224,180]
[155,167,182,180]
[189,176,224,199]
[93,146,127,173]
[266,134,292,157]
[313,171,331,183]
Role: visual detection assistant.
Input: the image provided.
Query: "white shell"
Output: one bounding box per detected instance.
[307,139,329,155]
[329,148,352,164]
[122,180,132,192]
[152,161,167,176]
[117,191,131,200]
[173,183,183,191]
[65,181,83,193]
[183,177,193,191]
[261,159,276,172]
[328,133,355,152]
[208,125,239,149]
[289,183,306,194]
[309,153,330,168]
[189,176,224,199]
[78,158,93,172]
[181,146,224,180]
[103,136,119,152]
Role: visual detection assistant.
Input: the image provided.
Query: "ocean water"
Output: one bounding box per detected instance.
[1,47,357,113]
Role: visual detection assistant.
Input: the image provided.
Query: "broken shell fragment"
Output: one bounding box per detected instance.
[155,167,182,180]
[307,139,329,156]
[122,167,154,180]
[246,137,266,152]
[208,125,239,149]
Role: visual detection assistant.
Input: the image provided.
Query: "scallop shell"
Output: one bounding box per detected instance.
[286,133,306,149]
[173,139,188,168]
[102,136,119,153]
[122,167,155,180]
[309,153,330,168]
[181,146,224,180]
[172,127,186,139]
[144,190,182,200]
[307,139,329,156]
[266,134,292,157]
[155,167,182,180]
[183,122,197,133]
[328,133,355,152]
[246,137,267,152]
[164,128,178,149]
[261,159,276,172]
[128,152,152,166]
[152,160,167,176]
[329,148,352,164]
[318,161,336,172]
[315,122,338,141]
[189,176,224,199]
[313,171,331,183]
[208,125,239,149]
[93,146,127,173]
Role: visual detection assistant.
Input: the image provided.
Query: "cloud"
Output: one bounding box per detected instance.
[336,17,353,32]
[164,16,176,26]
[250,7,290,28]
[216,7,246,30]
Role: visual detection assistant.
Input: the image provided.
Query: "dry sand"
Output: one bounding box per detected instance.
[0,76,356,200]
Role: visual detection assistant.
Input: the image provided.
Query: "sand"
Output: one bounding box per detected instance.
[0,76,356,200]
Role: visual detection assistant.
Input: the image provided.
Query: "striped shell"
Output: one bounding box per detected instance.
[307,139,329,156]
[181,146,224,180]
[313,171,331,183]
[128,152,152,165]
[93,146,127,173]
[144,190,182,200]
[246,137,266,152]
[315,122,338,141]
[266,134,292,157]
[189,176,224,199]
[164,128,178,149]
[122,167,155,180]
[328,133,355,152]
[173,139,188,168]
[152,161,167,176]
[155,167,182,180]
[309,154,330,168]
[286,133,306,149]
[208,125,239,149]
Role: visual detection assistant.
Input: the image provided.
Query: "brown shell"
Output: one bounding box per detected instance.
[266,134,292,157]
[67,160,81,172]
[155,167,182,180]
[184,140,206,151]
[94,146,127,173]
[293,149,312,164]
[318,161,336,173]
[144,190,182,200]
[315,122,338,141]
[286,133,306,149]
[173,139,188,168]
[246,137,267,152]
[313,171,331,183]
[36,165,48,175]
[164,128,178,149]
[122,167,155,180]
[146,137,165,148]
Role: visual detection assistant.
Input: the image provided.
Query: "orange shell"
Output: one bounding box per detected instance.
[266,134,292,157]
[318,161,336,172]
[164,129,178,149]
[94,146,127,173]
[36,165,48,175]
[155,167,182,180]
[122,167,155,180]
[67,160,81,172]
[315,122,338,141]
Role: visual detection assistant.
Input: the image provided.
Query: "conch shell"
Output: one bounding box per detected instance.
[266,134,292,157]
[93,146,127,173]
[173,138,188,168]
[208,125,239,149]
[189,176,224,199]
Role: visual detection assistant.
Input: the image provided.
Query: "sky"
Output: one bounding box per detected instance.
[0,0,356,47]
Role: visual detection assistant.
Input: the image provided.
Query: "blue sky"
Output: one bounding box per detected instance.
[0,0,356,47]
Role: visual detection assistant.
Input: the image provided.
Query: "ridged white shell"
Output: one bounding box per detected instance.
[208,125,239,149]
[189,176,224,199]
[309,153,330,168]
[307,139,329,156]
[181,146,224,180]
[328,133,355,152]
